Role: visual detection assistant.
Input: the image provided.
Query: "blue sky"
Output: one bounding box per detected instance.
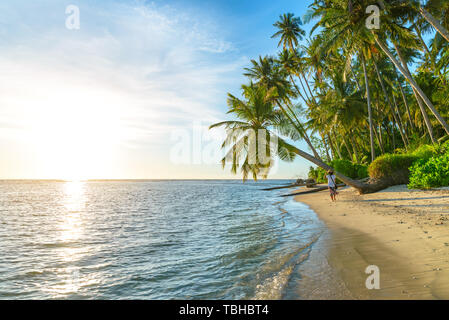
[0,0,316,180]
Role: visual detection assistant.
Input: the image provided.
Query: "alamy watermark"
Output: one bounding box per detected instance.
[366,5,380,30]
[65,5,80,30]
[365,265,380,290]
[169,121,280,174]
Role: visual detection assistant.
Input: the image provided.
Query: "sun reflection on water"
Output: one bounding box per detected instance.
[43,181,88,297]
[60,181,86,242]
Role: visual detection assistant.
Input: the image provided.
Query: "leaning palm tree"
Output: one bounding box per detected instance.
[210,83,389,194]
[209,84,299,180]
[418,0,449,42]
[243,55,322,159]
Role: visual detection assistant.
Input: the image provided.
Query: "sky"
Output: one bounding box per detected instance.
[0,0,315,180]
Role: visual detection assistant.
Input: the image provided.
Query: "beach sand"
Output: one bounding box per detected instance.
[293,185,449,299]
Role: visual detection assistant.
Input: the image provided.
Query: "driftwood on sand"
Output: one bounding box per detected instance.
[281,184,346,197]
[261,179,317,191]
[261,182,317,191]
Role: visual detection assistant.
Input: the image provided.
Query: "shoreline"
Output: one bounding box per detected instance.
[293,185,449,299]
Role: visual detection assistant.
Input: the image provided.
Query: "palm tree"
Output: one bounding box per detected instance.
[272,14,318,108]
[419,1,449,42]
[372,57,409,148]
[373,1,449,135]
[271,13,306,50]
[374,36,449,135]
[309,0,380,161]
[277,49,309,104]
[243,55,322,159]
[210,84,380,193]
[209,84,298,180]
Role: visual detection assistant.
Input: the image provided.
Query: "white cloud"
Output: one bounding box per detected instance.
[0,0,250,178]
[0,1,246,144]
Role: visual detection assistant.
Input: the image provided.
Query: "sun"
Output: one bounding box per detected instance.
[28,90,123,180]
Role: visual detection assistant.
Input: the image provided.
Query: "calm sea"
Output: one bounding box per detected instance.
[0,180,325,299]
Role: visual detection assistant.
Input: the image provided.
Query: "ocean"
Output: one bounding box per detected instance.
[0,180,326,299]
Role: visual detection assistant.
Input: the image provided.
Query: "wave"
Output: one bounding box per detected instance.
[252,233,322,300]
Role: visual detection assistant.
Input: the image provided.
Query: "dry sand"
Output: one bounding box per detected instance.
[294,184,449,299]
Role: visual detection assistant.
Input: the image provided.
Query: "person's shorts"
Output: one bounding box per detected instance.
[329,187,337,195]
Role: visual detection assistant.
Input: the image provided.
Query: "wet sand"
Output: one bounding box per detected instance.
[294,185,449,299]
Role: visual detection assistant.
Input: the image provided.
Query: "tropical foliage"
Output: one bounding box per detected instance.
[211,0,449,193]
[309,159,368,183]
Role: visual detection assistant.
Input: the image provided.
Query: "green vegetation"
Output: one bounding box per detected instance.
[210,1,449,194]
[309,160,368,183]
[367,154,419,186]
[408,141,449,189]
[366,141,449,188]
[408,154,449,189]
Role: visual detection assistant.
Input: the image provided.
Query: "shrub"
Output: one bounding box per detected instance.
[408,153,449,189]
[368,154,419,182]
[332,159,356,178]
[308,166,327,183]
[307,159,368,183]
[410,144,439,160]
[355,164,368,179]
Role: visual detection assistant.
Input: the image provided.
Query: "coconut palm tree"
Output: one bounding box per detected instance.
[243,55,322,159]
[419,0,449,42]
[373,1,449,135]
[309,0,378,161]
[209,84,298,180]
[210,84,381,193]
[271,13,306,50]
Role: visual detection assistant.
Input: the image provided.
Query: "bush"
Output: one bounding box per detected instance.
[410,144,439,160]
[308,166,327,183]
[368,154,419,181]
[309,142,449,189]
[355,164,368,179]
[307,159,368,183]
[408,153,449,189]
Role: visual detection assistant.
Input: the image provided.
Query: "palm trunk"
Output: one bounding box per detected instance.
[342,135,353,160]
[383,122,392,147]
[291,146,397,194]
[398,81,416,132]
[327,133,337,159]
[276,100,322,160]
[375,36,449,136]
[301,71,317,105]
[414,25,432,57]
[391,90,410,142]
[378,124,385,153]
[277,103,319,158]
[393,44,437,143]
[373,59,409,148]
[350,67,362,91]
[420,7,449,43]
[298,76,311,103]
[373,123,385,154]
[392,118,396,150]
[289,75,308,105]
[332,129,344,159]
[361,53,376,162]
[349,133,360,164]
[319,131,331,161]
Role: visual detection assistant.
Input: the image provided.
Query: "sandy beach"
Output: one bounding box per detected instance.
[294,185,449,299]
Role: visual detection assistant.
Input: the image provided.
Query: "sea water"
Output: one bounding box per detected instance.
[0,180,325,299]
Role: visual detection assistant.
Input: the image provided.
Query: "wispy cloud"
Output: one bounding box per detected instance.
[0,0,246,146]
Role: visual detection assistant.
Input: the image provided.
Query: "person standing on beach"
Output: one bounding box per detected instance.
[326,170,337,202]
